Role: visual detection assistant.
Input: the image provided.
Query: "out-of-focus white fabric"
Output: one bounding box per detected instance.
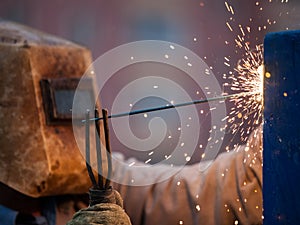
[113,128,262,225]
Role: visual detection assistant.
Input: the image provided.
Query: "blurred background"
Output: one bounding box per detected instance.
[1,0,300,164]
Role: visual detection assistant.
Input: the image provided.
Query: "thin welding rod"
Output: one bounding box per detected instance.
[94,109,104,189]
[83,91,258,122]
[85,110,97,187]
[102,109,112,189]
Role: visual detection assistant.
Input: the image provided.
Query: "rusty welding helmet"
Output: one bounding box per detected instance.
[0,20,99,197]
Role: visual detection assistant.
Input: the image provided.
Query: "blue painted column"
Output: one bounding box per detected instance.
[264,30,300,224]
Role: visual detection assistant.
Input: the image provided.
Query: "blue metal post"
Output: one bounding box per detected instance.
[264,30,300,224]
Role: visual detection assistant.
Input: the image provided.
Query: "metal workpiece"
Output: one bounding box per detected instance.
[263,30,300,224]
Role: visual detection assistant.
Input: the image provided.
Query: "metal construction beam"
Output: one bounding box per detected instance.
[264,30,300,223]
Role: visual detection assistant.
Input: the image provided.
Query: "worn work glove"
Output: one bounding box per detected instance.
[66,189,131,225]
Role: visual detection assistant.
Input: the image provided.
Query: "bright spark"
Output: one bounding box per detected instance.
[226,44,264,143]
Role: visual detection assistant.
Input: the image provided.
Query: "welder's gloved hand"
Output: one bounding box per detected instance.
[66,189,132,225]
[66,203,131,225]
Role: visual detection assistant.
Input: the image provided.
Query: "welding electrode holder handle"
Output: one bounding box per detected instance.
[85,108,114,206]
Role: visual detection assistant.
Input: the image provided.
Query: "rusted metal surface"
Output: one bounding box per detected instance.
[0,21,97,197]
